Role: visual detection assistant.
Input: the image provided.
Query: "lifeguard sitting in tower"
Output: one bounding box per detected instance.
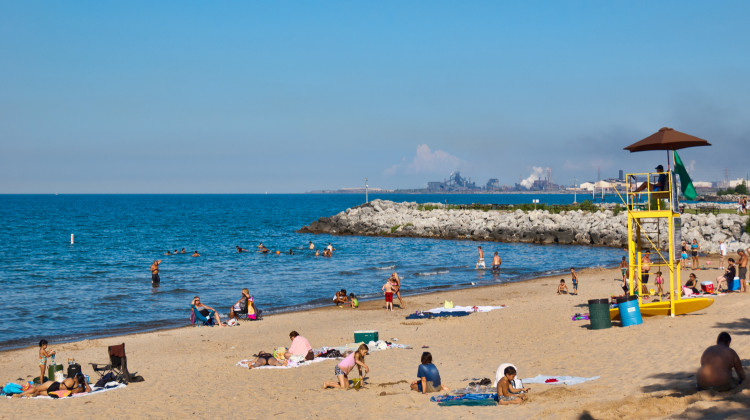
[634,164,667,192]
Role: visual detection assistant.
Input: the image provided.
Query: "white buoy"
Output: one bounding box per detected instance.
[70,234,74,244]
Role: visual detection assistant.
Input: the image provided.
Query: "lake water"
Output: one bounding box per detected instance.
[0,193,624,350]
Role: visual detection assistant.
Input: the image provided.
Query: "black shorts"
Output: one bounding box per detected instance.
[692,251,698,257]
[151,273,160,283]
[740,267,748,280]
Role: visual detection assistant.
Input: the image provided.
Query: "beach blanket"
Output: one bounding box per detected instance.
[431,393,497,404]
[425,305,506,314]
[522,374,600,386]
[238,342,412,369]
[4,382,126,399]
[406,311,472,320]
[236,356,329,370]
[439,399,497,406]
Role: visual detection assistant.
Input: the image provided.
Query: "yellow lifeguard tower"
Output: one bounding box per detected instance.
[614,128,713,318]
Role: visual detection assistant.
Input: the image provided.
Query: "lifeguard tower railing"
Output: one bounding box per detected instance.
[624,170,682,315]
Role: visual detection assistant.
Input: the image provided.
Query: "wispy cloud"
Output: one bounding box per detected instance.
[385,144,465,175]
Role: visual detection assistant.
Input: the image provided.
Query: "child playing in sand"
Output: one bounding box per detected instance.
[570,267,578,295]
[349,293,358,308]
[382,279,394,311]
[655,271,664,297]
[323,344,369,389]
[38,339,55,382]
[496,366,529,405]
[557,279,568,295]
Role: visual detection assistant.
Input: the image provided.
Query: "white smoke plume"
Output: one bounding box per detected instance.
[520,166,548,189]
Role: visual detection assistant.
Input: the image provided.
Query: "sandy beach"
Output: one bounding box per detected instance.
[3,256,750,419]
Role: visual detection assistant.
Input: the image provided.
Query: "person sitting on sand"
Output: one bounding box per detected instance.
[557,279,568,295]
[284,331,314,360]
[247,350,285,369]
[684,273,700,295]
[323,344,369,389]
[410,352,450,394]
[15,372,91,398]
[191,250,200,257]
[716,258,736,292]
[191,296,224,327]
[496,366,529,405]
[333,289,348,306]
[349,293,358,308]
[697,332,745,391]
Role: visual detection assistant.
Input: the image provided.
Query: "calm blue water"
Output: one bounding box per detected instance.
[0,194,624,350]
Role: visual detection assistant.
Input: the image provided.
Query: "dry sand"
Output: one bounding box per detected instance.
[3,255,750,419]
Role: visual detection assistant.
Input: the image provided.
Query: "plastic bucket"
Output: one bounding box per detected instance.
[587,299,612,330]
[617,295,642,327]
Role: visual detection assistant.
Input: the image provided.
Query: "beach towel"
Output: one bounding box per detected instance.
[406,311,472,320]
[238,341,411,369]
[5,382,127,399]
[430,393,497,405]
[425,305,506,314]
[522,374,600,386]
[236,356,330,370]
[438,399,497,406]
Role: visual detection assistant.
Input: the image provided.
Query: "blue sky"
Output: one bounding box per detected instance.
[1,1,749,193]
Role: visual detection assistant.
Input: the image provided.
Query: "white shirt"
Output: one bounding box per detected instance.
[720,242,727,256]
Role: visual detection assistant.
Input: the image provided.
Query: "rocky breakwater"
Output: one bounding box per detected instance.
[299,200,750,252]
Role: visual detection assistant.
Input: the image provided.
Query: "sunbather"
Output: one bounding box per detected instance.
[14,373,90,398]
[247,351,285,369]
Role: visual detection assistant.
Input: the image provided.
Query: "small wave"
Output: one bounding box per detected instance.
[413,270,450,276]
[372,265,396,270]
[338,271,358,276]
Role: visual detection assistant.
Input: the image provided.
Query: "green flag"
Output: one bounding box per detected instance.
[674,151,696,200]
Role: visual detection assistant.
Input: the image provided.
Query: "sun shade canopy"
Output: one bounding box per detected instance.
[624,127,711,152]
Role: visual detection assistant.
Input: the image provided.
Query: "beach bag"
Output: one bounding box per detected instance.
[2,382,23,395]
[444,300,454,309]
[67,363,82,379]
[95,372,116,388]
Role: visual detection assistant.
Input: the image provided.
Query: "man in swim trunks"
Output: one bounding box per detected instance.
[697,332,745,391]
[382,279,394,311]
[476,246,485,269]
[738,248,749,292]
[150,260,161,285]
[492,252,501,271]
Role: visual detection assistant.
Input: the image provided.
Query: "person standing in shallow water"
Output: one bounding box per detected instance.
[150,260,161,286]
[476,246,485,269]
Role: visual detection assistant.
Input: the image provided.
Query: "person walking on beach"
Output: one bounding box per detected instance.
[150,260,162,285]
[476,246,485,269]
[382,279,394,311]
[570,267,578,295]
[619,257,628,282]
[738,248,749,292]
[697,332,745,391]
[641,251,651,294]
[719,240,727,270]
[691,239,700,269]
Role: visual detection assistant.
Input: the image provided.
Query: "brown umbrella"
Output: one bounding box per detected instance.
[624,127,711,152]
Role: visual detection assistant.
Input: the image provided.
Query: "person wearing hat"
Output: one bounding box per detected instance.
[635,164,668,192]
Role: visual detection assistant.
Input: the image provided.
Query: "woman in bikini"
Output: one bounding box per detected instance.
[15,373,90,398]
[390,272,405,308]
[247,351,285,369]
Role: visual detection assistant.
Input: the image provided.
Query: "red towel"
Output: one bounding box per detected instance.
[545,378,558,383]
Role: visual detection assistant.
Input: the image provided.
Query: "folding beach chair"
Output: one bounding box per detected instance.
[191,305,216,326]
[89,343,137,384]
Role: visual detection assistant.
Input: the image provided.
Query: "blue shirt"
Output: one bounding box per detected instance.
[417,363,441,391]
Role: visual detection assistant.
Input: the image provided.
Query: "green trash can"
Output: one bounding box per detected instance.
[588,298,612,330]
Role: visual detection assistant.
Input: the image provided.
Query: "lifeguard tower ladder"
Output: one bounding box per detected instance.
[624,169,682,316]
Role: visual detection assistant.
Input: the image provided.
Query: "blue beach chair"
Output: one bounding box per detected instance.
[191,305,216,326]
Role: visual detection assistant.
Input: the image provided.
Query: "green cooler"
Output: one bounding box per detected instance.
[354,330,379,343]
